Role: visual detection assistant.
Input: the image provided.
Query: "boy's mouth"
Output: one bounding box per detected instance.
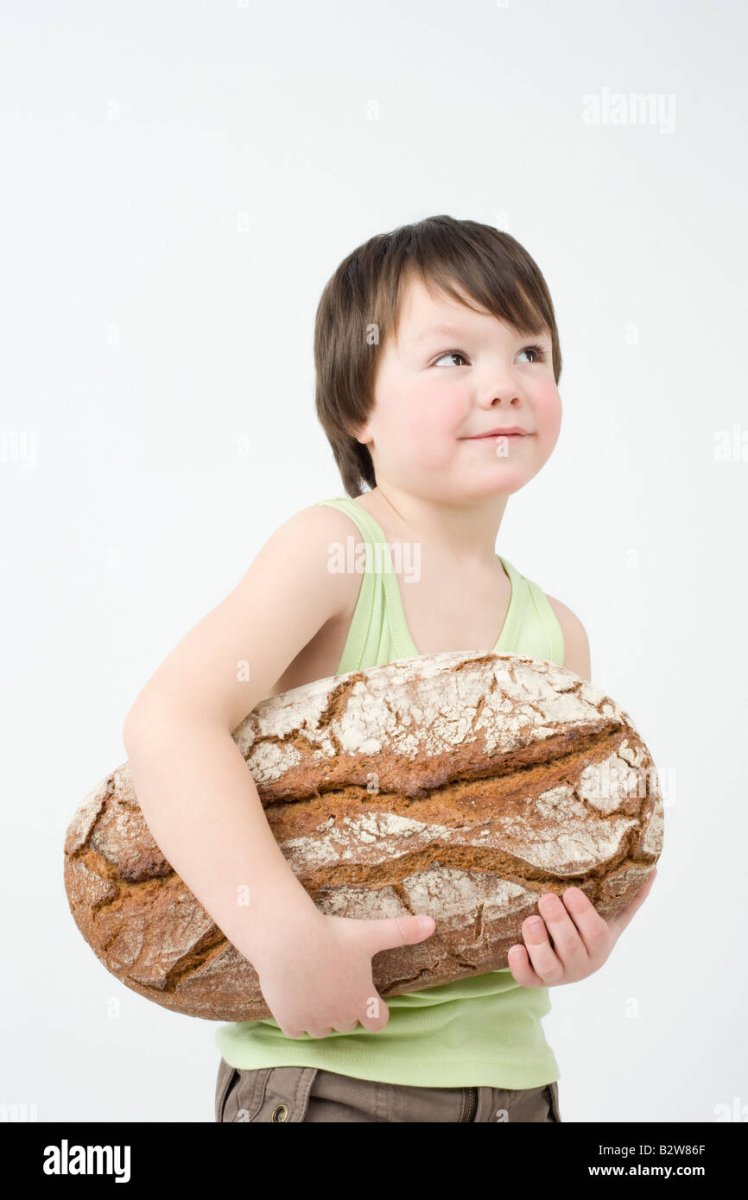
[463,429,530,439]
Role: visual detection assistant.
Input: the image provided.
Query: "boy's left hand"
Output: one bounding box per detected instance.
[506,868,658,987]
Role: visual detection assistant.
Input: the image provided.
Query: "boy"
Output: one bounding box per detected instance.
[123,215,656,1123]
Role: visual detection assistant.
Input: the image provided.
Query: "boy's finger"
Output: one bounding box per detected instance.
[507,944,543,987]
[538,892,589,964]
[521,916,564,983]
[559,887,610,956]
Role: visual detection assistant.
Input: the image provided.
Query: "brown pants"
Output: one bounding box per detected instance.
[214,1058,562,1123]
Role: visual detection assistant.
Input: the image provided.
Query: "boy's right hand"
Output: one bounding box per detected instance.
[253,909,437,1039]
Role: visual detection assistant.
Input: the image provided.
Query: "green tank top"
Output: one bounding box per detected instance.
[214,496,565,1088]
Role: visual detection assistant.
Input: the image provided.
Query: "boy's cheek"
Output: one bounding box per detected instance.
[532,396,562,454]
[399,411,456,458]
[536,385,563,430]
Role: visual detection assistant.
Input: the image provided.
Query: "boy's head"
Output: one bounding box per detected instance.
[314,214,562,501]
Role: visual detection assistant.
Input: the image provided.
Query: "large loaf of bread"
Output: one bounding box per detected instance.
[64,650,663,1022]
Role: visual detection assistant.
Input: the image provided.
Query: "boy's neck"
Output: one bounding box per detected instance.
[357,484,509,567]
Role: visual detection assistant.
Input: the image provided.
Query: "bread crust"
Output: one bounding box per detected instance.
[64,651,663,1021]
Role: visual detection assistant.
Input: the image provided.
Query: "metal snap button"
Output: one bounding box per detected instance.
[271,1102,289,1122]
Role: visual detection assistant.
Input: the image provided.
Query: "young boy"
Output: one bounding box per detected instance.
[123,215,656,1123]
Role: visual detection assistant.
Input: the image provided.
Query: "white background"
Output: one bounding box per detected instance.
[2,0,746,1123]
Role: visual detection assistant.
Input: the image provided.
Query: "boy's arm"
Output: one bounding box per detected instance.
[546,594,592,681]
[122,504,358,970]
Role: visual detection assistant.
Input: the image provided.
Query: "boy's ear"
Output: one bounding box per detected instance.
[348,419,372,446]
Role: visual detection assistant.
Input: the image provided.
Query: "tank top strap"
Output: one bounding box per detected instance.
[316,496,389,554]
[316,497,416,672]
[503,569,564,666]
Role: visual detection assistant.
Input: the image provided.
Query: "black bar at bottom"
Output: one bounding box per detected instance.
[0,1119,743,1188]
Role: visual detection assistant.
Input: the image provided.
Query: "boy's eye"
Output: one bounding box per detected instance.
[432,350,469,368]
[517,344,547,364]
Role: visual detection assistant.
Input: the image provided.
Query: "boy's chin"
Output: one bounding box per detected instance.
[462,464,535,497]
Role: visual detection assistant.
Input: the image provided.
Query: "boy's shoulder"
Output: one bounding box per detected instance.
[265,499,368,600]
[274,499,370,548]
[544,593,591,681]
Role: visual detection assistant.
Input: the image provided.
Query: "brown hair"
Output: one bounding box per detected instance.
[314,214,562,497]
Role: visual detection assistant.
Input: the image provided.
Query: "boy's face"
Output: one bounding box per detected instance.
[356,272,562,503]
